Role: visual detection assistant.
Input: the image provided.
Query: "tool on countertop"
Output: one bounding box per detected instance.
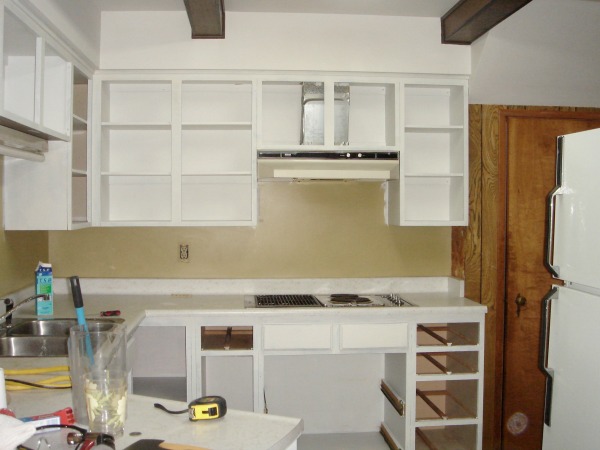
[123,439,209,450]
[69,275,94,363]
[20,407,75,431]
[3,366,71,391]
[100,310,120,317]
[154,396,227,421]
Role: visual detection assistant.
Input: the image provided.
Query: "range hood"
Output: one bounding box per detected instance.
[257,151,399,180]
[257,83,398,180]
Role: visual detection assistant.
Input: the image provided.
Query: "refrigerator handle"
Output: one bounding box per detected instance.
[539,286,558,426]
[544,136,563,278]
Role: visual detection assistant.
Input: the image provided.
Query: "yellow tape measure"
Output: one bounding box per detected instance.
[154,396,227,421]
[188,396,227,420]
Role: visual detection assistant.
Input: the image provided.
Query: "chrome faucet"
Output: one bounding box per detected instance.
[0,294,49,326]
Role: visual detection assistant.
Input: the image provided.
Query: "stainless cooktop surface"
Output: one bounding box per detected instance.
[250,293,415,308]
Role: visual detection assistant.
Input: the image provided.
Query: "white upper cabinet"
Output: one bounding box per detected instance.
[91,72,466,227]
[3,67,91,230]
[92,75,257,227]
[388,78,469,226]
[257,77,397,151]
[0,4,72,140]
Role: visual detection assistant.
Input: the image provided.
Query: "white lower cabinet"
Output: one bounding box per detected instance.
[132,311,484,450]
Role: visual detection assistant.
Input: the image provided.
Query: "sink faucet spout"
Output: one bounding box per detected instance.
[0,294,49,326]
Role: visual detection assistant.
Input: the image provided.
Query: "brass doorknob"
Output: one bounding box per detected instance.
[515,294,527,317]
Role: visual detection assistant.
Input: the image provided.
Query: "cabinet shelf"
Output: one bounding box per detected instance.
[95,76,256,226]
[405,173,464,178]
[101,169,171,175]
[417,351,478,376]
[417,324,480,348]
[182,122,251,130]
[416,379,478,423]
[101,122,171,129]
[416,425,478,450]
[299,432,391,450]
[405,125,464,132]
[201,326,253,351]
[73,115,87,131]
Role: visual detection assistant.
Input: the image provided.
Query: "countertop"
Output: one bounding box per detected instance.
[3,276,486,338]
[11,389,302,450]
[1,276,484,449]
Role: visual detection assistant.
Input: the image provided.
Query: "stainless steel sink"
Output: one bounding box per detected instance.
[0,318,124,357]
[0,336,70,357]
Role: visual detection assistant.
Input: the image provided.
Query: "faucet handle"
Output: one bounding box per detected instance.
[3,298,13,311]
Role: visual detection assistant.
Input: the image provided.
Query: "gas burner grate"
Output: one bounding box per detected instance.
[255,295,324,307]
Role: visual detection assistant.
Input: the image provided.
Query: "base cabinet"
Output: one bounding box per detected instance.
[132,310,484,450]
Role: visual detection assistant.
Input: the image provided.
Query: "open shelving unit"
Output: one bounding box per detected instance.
[257,78,398,151]
[92,76,257,226]
[412,323,483,450]
[69,68,91,228]
[89,72,466,228]
[389,79,468,226]
[1,6,71,140]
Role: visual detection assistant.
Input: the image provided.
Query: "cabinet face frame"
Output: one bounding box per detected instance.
[92,74,258,227]
[91,71,467,228]
[69,70,92,229]
[256,75,401,152]
[391,77,469,227]
[0,2,73,141]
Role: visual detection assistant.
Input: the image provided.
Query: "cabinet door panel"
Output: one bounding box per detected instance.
[341,323,407,349]
[263,324,332,350]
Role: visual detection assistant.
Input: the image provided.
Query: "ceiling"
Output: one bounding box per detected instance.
[96,0,461,18]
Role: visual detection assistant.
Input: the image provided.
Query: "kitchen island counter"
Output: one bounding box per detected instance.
[6,387,302,450]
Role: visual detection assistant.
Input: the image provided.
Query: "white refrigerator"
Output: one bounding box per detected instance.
[541,127,600,449]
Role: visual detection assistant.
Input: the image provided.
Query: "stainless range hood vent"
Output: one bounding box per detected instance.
[301,82,350,146]
[257,151,399,180]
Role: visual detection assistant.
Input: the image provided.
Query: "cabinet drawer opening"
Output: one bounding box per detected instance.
[415,424,478,450]
[417,323,479,347]
[416,352,478,376]
[201,326,253,350]
[416,380,478,421]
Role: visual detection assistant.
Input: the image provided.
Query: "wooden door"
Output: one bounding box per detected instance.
[500,112,600,449]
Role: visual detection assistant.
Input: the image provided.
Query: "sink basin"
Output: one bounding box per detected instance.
[0,336,69,357]
[0,318,124,357]
[7,318,122,337]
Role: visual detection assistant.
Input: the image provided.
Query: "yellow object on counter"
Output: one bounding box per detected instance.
[5,375,71,391]
[3,365,69,376]
[3,366,71,390]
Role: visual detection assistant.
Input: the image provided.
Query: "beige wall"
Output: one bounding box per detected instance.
[0,157,49,296]
[49,181,450,279]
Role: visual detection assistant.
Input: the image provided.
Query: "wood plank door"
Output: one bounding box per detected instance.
[500,112,600,450]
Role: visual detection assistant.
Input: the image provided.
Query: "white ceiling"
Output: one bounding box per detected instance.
[96,0,461,17]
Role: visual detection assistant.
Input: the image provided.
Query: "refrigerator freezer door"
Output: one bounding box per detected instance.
[542,286,600,450]
[551,128,600,290]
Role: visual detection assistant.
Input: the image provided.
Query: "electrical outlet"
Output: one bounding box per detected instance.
[179,244,189,262]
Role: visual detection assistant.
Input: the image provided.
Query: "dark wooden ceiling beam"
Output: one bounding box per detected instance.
[442,0,532,44]
[184,0,225,39]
